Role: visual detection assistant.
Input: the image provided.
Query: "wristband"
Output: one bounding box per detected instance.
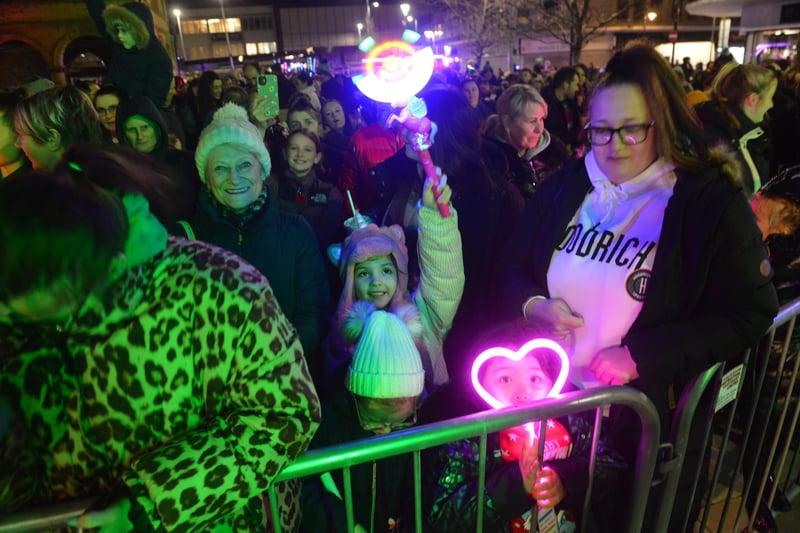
[522,296,547,320]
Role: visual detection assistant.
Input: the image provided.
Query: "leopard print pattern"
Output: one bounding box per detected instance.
[266,480,302,533]
[0,237,321,531]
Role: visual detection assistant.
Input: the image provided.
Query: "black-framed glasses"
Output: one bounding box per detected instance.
[584,121,655,146]
[353,396,418,433]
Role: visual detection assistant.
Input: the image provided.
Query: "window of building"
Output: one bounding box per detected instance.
[241,16,275,32]
[183,20,208,35]
[245,42,277,55]
[207,18,241,34]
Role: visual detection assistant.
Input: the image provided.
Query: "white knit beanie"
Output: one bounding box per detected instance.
[346,308,425,399]
[195,102,271,183]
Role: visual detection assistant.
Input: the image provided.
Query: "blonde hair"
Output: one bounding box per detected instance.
[14,85,104,147]
[711,63,777,127]
[485,83,548,139]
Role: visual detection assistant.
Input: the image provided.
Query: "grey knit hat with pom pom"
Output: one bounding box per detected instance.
[195,102,271,183]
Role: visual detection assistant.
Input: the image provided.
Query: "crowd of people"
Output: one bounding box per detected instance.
[0,5,798,531]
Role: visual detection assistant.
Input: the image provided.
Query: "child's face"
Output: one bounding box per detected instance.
[113,22,136,50]
[482,355,553,407]
[285,133,320,177]
[323,101,346,130]
[288,110,319,134]
[354,396,416,436]
[354,255,398,310]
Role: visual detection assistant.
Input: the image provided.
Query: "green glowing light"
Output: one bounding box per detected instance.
[359,36,377,53]
[402,30,421,44]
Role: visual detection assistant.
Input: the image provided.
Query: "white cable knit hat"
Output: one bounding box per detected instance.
[346,306,425,399]
[195,102,271,183]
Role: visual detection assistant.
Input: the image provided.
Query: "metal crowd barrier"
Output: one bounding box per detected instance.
[651,295,800,532]
[0,387,659,533]
[11,290,800,533]
[268,386,660,533]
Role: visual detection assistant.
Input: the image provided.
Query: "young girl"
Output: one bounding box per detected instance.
[267,129,346,259]
[325,173,465,396]
[426,321,627,533]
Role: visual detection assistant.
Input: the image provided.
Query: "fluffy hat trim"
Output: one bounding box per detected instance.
[103,3,151,50]
[343,301,424,345]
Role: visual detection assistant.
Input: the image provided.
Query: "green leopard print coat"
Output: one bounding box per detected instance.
[0,237,321,531]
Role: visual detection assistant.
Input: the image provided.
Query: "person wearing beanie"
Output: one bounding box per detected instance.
[173,103,331,384]
[84,0,173,108]
[302,304,425,532]
[323,173,465,397]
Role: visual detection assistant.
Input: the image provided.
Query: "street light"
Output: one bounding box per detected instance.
[644,11,657,34]
[218,0,235,71]
[357,22,363,40]
[173,8,187,76]
[407,15,417,32]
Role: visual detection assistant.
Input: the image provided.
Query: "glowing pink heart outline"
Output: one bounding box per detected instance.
[470,338,570,411]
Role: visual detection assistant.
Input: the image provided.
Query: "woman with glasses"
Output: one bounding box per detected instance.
[496,42,778,530]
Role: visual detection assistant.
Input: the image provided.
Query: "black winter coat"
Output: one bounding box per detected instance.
[174,189,331,381]
[495,157,778,436]
[85,0,173,108]
[695,99,773,196]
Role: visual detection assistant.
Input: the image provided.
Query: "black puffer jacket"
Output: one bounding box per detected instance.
[85,0,173,107]
[694,99,773,197]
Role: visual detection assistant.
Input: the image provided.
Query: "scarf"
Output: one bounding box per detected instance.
[204,185,269,227]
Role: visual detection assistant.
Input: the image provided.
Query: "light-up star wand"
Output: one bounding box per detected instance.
[352,30,451,218]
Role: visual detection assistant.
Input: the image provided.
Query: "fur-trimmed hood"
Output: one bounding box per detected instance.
[102,2,154,50]
[706,145,746,192]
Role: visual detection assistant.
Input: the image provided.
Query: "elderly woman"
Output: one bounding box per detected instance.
[482,84,569,200]
[0,144,320,531]
[695,63,778,197]
[174,103,331,384]
[496,42,778,530]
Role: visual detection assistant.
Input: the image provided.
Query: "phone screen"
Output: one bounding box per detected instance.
[257,74,279,116]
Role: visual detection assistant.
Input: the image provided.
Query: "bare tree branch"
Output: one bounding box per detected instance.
[516,0,632,63]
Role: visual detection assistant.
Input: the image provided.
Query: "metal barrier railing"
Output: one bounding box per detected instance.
[267,386,661,533]
[651,294,800,533]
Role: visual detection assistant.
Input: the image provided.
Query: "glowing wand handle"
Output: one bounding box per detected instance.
[417,150,451,218]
